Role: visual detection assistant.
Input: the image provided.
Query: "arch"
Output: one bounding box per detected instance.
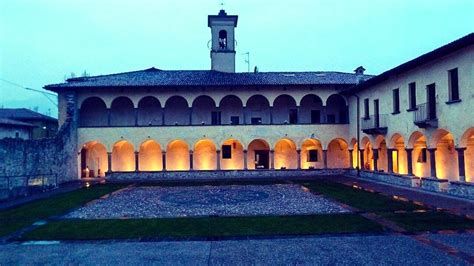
[432,129,458,180]
[166,140,190,171]
[139,140,162,171]
[192,96,217,125]
[220,139,244,170]
[409,132,430,178]
[463,128,474,182]
[110,97,135,126]
[80,141,107,177]
[219,95,244,125]
[164,96,189,125]
[137,96,162,126]
[193,139,217,170]
[325,94,348,124]
[79,97,108,127]
[301,139,323,169]
[112,140,135,172]
[245,95,271,125]
[389,133,408,174]
[248,139,270,169]
[299,94,323,124]
[376,138,389,172]
[274,138,298,169]
[361,136,371,149]
[218,30,227,49]
[272,95,297,124]
[327,138,350,168]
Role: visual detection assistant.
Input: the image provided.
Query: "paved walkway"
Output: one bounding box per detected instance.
[334,175,474,217]
[1,233,472,265]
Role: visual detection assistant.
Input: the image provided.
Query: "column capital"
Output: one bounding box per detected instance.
[405,148,413,152]
[427,148,437,152]
[297,149,301,153]
[243,149,248,153]
[456,147,467,152]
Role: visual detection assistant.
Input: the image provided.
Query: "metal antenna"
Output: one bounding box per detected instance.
[0,78,58,107]
[242,52,250,73]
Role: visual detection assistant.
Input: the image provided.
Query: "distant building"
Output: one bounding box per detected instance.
[0,118,35,140]
[0,108,58,139]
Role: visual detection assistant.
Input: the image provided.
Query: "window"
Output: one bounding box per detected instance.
[230,116,240,125]
[363,98,369,119]
[222,145,232,159]
[15,132,20,138]
[311,110,321,124]
[289,109,298,124]
[417,148,427,163]
[392,88,400,114]
[307,150,319,162]
[408,82,417,110]
[251,117,262,125]
[448,68,460,101]
[211,111,221,125]
[218,30,227,49]
[327,114,336,124]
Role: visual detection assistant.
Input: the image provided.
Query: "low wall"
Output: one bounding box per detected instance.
[447,181,474,200]
[0,119,78,200]
[106,169,348,182]
[358,171,419,187]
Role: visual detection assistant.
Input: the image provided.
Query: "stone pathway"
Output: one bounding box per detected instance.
[64,184,349,219]
[1,234,472,265]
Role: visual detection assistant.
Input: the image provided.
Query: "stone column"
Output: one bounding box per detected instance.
[406,148,413,175]
[162,152,167,171]
[269,106,273,124]
[348,149,353,169]
[387,149,394,173]
[134,151,139,172]
[134,108,138,126]
[216,150,221,170]
[297,149,301,169]
[243,107,247,125]
[359,149,364,170]
[270,150,275,169]
[456,148,466,182]
[107,109,112,127]
[189,151,193,170]
[372,149,379,171]
[243,150,248,170]
[107,152,112,172]
[428,148,437,178]
[323,150,328,169]
[161,107,165,126]
[189,107,193,125]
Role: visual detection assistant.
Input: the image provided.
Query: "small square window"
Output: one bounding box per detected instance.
[230,116,239,125]
[307,150,319,162]
[222,145,232,159]
[251,117,262,125]
[417,148,427,163]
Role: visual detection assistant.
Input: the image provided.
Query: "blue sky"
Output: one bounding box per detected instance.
[1,0,473,117]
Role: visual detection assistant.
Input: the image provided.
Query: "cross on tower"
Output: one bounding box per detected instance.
[220,0,225,9]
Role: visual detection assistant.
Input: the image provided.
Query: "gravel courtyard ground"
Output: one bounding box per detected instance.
[2,233,471,265]
[65,184,349,219]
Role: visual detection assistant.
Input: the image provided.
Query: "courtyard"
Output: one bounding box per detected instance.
[1,176,473,264]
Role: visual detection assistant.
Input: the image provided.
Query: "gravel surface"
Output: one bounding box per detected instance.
[64,184,349,219]
[426,233,474,256]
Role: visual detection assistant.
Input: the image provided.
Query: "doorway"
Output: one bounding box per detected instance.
[254,150,269,169]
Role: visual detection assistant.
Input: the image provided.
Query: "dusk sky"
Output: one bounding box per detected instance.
[1,0,473,117]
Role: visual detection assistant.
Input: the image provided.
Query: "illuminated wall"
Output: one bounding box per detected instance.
[377,140,388,172]
[301,139,324,169]
[351,143,361,169]
[247,139,270,169]
[112,140,135,172]
[412,136,429,177]
[166,140,190,171]
[139,140,162,171]
[327,139,350,168]
[220,139,244,170]
[274,138,298,169]
[193,139,217,170]
[435,133,459,181]
[466,136,474,182]
[363,142,374,170]
[392,136,407,174]
[83,142,108,177]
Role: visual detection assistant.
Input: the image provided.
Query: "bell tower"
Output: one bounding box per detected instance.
[208,10,238,73]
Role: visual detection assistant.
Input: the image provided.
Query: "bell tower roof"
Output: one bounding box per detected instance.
[208,9,238,27]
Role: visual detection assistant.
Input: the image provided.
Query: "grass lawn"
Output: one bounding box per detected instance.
[0,184,124,237]
[21,214,384,240]
[301,180,424,212]
[380,211,474,232]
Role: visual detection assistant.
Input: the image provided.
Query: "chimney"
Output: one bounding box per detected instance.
[354,66,366,84]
